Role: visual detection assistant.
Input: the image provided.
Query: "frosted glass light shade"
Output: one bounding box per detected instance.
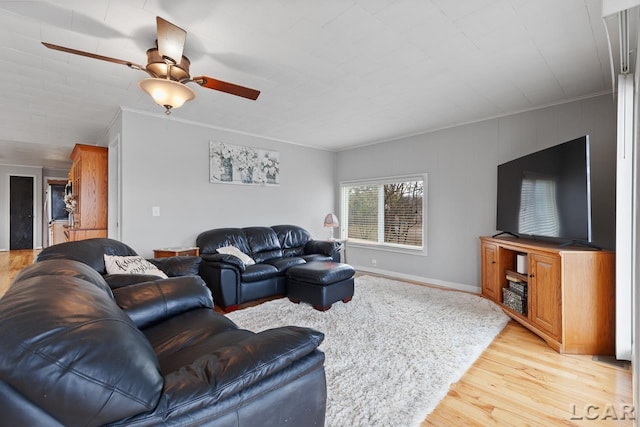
[324,213,339,228]
[138,78,196,113]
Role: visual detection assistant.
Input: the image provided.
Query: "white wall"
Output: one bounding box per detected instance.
[116,110,336,257]
[336,94,617,291]
[0,164,43,251]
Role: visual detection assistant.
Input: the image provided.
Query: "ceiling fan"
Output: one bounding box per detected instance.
[42,17,260,114]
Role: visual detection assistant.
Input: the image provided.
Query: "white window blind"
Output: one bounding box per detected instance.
[518,174,560,237]
[340,175,426,250]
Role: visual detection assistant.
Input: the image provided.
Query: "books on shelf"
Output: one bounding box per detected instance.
[505,272,527,296]
[502,287,527,315]
[504,272,528,315]
[508,280,527,296]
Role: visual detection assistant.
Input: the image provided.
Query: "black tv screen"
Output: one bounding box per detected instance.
[496,135,592,243]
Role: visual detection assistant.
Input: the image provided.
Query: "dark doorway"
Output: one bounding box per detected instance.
[51,184,68,221]
[10,175,34,250]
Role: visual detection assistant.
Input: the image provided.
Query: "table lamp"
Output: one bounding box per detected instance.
[323,213,339,240]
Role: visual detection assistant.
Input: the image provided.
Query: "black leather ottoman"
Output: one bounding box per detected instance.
[286,262,355,311]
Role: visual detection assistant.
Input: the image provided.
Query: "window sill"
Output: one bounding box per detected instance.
[345,240,427,256]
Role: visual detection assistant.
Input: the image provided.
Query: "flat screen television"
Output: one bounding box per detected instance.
[496,135,592,245]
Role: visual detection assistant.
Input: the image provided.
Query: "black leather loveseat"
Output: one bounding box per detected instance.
[197,225,341,311]
[0,249,326,425]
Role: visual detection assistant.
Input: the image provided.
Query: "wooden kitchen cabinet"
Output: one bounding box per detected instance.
[67,144,108,241]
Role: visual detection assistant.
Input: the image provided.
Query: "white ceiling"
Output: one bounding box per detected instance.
[0,0,616,170]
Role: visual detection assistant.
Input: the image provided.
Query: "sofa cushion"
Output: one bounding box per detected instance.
[204,326,324,401]
[112,276,214,329]
[197,228,251,255]
[36,238,138,274]
[160,326,324,403]
[149,255,202,277]
[243,227,283,262]
[216,245,255,266]
[201,253,246,271]
[0,269,163,427]
[142,309,250,374]
[264,256,307,273]
[104,255,168,278]
[105,273,173,289]
[272,224,312,257]
[106,255,201,289]
[12,258,113,298]
[241,263,280,282]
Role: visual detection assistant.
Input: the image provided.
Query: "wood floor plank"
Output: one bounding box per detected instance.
[423,322,633,426]
[1,251,633,426]
[0,249,38,297]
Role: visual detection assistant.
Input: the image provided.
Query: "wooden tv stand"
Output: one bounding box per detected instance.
[480,236,615,355]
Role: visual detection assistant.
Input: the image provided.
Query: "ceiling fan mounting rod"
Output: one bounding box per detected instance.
[162,55,177,66]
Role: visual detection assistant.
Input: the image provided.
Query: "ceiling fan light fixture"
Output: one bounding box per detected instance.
[138,78,196,114]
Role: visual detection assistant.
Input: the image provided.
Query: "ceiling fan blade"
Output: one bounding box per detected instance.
[156,16,186,64]
[42,42,145,70]
[193,76,261,100]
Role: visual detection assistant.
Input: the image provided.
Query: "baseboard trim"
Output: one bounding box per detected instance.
[353,266,480,294]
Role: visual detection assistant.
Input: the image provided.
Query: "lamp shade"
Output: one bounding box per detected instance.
[138,78,196,113]
[323,213,339,228]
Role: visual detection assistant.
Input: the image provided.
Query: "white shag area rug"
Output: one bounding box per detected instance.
[227,275,509,426]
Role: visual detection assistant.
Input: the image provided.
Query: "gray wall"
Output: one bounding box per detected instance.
[115,110,336,257]
[336,94,616,291]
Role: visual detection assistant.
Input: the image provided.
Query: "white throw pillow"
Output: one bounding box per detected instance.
[104,255,168,278]
[216,246,255,266]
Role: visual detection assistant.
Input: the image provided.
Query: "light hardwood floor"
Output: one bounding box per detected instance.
[1,250,633,426]
[0,249,38,297]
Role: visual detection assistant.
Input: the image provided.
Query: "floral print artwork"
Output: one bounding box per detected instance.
[210,141,280,185]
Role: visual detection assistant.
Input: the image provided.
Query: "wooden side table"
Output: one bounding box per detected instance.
[153,247,200,258]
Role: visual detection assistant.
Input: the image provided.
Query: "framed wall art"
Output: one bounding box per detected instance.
[209,141,280,185]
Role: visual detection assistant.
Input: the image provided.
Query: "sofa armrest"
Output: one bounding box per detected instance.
[304,240,340,256]
[112,276,213,329]
[104,274,168,289]
[201,253,246,271]
[148,256,202,277]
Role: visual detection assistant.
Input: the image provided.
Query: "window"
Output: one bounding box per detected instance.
[340,175,426,250]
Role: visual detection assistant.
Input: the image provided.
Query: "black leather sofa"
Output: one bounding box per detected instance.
[196,225,341,311]
[0,248,327,426]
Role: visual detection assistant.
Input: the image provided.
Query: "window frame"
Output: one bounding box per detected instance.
[339,174,428,255]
